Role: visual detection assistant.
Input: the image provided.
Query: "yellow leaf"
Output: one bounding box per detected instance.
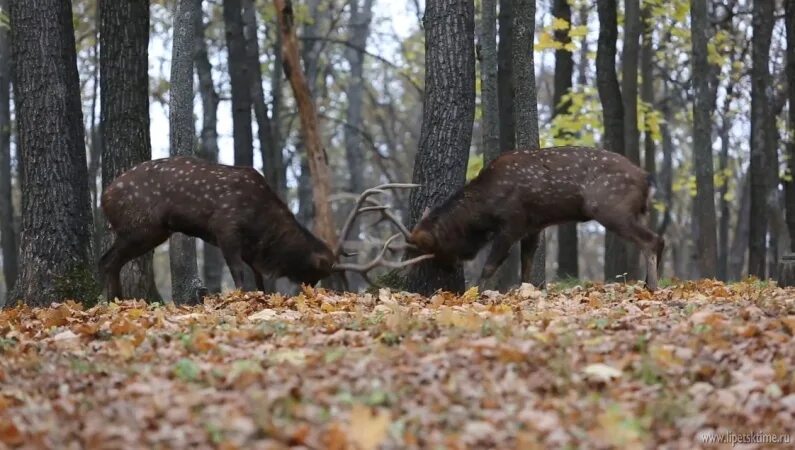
[348,404,391,450]
[551,17,570,30]
[461,286,479,303]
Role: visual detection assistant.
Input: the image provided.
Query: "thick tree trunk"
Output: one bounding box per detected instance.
[224,0,255,169]
[748,0,774,278]
[274,0,337,247]
[99,0,161,301]
[596,0,627,281]
[480,0,499,161]
[488,0,520,291]
[224,0,258,291]
[622,0,641,280]
[513,0,544,287]
[0,0,18,302]
[496,0,515,156]
[690,0,718,279]
[9,0,95,306]
[407,0,474,295]
[552,0,578,281]
[242,0,283,195]
[786,0,795,252]
[194,0,224,293]
[169,0,205,303]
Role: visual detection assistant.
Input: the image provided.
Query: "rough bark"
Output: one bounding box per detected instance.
[406,0,474,295]
[496,0,515,155]
[480,0,499,161]
[224,0,254,168]
[0,0,18,302]
[622,0,641,280]
[99,0,161,301]
[690,0,718,279]
[242,0,283,195]
[274,0,337,247]
[596,0,628,281]
[169,0,205,303]
[9,0,95,306]
[552,0,578,280]
[512,0,544,287]
[748,0,774,278]
[194,0,224,293]
[786,0,795,252]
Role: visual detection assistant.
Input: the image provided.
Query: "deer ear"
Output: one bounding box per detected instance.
[421,207,431,221]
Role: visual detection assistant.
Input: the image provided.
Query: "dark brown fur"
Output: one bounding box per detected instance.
[409,146,665,290]
[100,156,333,299]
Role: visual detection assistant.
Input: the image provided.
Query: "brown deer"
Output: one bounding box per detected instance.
[407,146,665,290]
[101,158,429,299]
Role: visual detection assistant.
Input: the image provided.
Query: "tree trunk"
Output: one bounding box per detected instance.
[223,0,259,291]
[406,0,474,295]
[9,0,95,306]
[274,0,337,247]
[480,0,499,161]
[99,0,161,301]
[169,0,205,303]
[748,0,774,278]
[194,0,224,294]
[641,4,657,231]
[690,0,718,279]
[0,0,18,303]
[622,0,641,280]
[296,0,321,226]
[512,0,544,287]
[552,0,577,281]
[717,107,732,281]
[729,175,751,280]
[344,0,375,196]
[242,0,283,195]
[488,0,520,291]
[271,19,286,200]
[596,0,627,281]
[496,0,515,156]
[786,0,795,252]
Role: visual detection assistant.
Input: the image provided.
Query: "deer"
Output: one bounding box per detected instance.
[407,146,665,291]
[100,157,431,299]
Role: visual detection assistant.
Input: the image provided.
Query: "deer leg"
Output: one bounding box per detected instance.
[100,230,168,300]
[520,232,540,283]
[602,216,663,291]
[219,242,247,290]
[479,232,516,285]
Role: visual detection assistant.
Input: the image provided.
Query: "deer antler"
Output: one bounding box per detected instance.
[334,183,420,258]
[333,234,435,273]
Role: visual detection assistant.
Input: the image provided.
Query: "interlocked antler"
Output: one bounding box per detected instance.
[332,183,434,278]
[334,183,419,257]
[333,234,435,272]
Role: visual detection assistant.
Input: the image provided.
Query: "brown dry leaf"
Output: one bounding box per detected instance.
[348,404,390,450]
[109,318,136,335]
[0,421,24,446]
[322,423,348,450]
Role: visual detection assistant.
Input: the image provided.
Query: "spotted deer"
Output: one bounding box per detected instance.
[408,146,665,290]
[100,158,430,299]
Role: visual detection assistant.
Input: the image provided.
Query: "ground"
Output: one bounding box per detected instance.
[1,280,794,449]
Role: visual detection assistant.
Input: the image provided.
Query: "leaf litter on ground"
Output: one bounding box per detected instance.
[0,279,794,449]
